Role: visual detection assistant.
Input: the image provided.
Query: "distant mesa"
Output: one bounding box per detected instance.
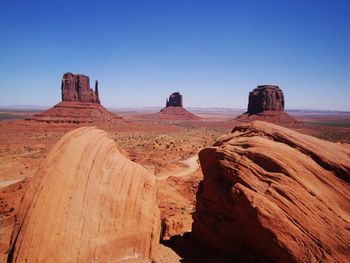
[31,72,122,125]
[236,85,296,123]
[166,92,183,107]
[158,92,200,120]
[133,91,200,121]
[193,121,350,262]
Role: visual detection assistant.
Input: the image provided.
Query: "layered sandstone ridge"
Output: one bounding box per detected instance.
[193,121,350,262]
[9,127,160,262]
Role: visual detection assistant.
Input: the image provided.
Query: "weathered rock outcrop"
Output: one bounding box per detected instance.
[61,73,100,104]
[9,127,160,262]
[248,85,284,114]
[237,85,296,123]
[31,73,122,124]
[193,121,350,262]
[166,92,183,107]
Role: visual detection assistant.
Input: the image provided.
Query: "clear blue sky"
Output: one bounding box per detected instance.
[0,0,349,110]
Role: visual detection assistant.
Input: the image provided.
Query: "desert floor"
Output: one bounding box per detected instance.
[0,108,349,261]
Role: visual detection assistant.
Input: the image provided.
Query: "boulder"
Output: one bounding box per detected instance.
[192,121,350,262]
[9,127,160,262]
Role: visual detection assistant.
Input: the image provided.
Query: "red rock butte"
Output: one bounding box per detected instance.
[61,73,101,104]
[193,121,350,262]
[158,92,200,120]
[132,91,200,120]
[166,92,183,107]
[237,85,296,123]
[31,73,122,124]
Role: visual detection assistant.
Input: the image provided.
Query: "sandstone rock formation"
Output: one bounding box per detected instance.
[237,85,296,123]
[31,73,122,124]
[166,92,183,107]
[31,101,122,124]
[248,85,284,114]
[61,73,101,103]
[134,92,200,120]
[156,92,199,120]
[9,127,160,262]
[158,106,200,120]
[193,121,350,262]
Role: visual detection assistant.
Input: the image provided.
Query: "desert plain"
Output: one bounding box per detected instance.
[1,105,349,262]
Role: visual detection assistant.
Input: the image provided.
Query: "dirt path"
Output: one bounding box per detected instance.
[0,154,200,187]
[0,177,25,188]
[157,155,199,181]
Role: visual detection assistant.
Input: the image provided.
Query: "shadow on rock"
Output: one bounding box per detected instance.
[161,233,275,263]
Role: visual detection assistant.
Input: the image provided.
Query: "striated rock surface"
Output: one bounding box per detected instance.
[193,121,350,262]
[9,127,160,262]
[237,85,296,123]
[61,72,100,103]
[32,73,122,124]
[166,92,183,107]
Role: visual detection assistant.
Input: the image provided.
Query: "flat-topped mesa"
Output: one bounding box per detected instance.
[236,85,296,123]
[166,92,183,107]
[247,85,284,114]
[61,72,100,104]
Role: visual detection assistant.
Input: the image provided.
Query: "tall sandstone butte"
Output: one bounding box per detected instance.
[193,121,350,262]
[61,72,100,103]
[166,92,183,107]
[247,85,284,114]
[31,73,122,124]
[137,91,200,120]
[237,85,296,123]
[9,127,160,262]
